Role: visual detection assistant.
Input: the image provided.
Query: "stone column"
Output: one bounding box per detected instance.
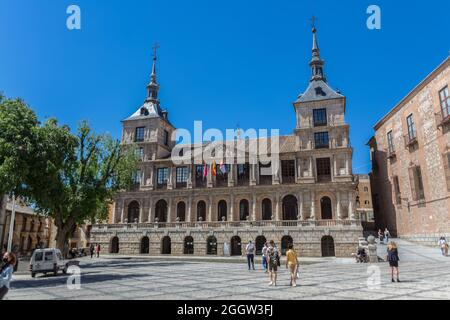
[187,164,193,189]
[148,165,154,190]
[139,201,144,223]
[167,198,173,222]
[250,164,256,186]
[228,164,235,187]
[252,194,256,221]
[310,191,316,220]
[187,196,192,222]
[275,193,281,220]
[229,194,234,221]
[298,192,303,220]
[309,156,313,178]
[208,195,213,222]
[273,159,280,185]
[120,199,126,223]
[333,155,338,178]
[348,191,355,220]
[207,163,213,188]
[167,167,173,190]
[336,191,341,220]
[345,154,350,175]
[148,197,154,222]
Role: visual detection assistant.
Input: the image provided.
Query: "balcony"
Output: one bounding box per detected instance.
[195,179,206,188]
[259,175,273,185]
[317,174,331,183]
[387,148,397,160]
[93,219,360,231]
[403,134,418,149]
[435,110,450,129]
[156,183,167,190]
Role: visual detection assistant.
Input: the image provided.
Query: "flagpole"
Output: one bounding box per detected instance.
[7,193,16,252]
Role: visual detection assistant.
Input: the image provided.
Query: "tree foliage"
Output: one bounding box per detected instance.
[0,95,138,252]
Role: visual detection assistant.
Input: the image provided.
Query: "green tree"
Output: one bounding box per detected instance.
[30,121,138,253]
[1,95,138,253]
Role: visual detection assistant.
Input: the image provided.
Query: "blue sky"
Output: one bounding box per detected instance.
[0,0,449,173]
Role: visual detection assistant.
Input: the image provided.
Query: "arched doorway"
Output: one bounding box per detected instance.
[218,200,227,221]
[127,201,140,223]
[230,236,242,256]
[320,197,332,220]
[184,236,194,254]
[281,235,293,256]
[321,236,335,257]
[140,236,149,254]
[282,195,298,220]
[177,202,186,222]
[155,200,168,222]
[239,200,249,221]
[255,236,266,255]
[197,201,206,221]
[262,198,272,220]
[207,236,217,255]
[110,237,119,254]
[161,236,171,254]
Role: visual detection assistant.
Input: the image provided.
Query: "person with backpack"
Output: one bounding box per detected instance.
[387,241,400,282]
[0,252,16,300]
[96,243,101,258]
[245,240,255,270]
[89,243,95,258]
[267,240,279,286]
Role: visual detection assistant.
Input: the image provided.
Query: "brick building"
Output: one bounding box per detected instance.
[91,27,362,257]
[368,56,450,245]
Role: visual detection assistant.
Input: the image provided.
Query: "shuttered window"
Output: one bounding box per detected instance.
[409,165,425,201]
[444,153,450,191]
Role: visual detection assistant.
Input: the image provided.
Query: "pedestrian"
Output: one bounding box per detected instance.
[384,228,390,244]
[261,242,269,273]
[96,243,101,258]
[245,241,255,270]
[378,229,384,244]
[386,241,400,282]
[285,243,299,287]
[89,243,95,258]
[438,237,448,256]
[0,252,16,300]
[267,240,279,286]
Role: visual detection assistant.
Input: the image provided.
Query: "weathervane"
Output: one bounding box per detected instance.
[310,15,318,30]
[152,42,160,60]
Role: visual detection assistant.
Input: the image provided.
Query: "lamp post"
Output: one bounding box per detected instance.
[7,194,16,252]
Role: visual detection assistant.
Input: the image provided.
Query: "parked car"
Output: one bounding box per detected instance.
[29,248,71,278]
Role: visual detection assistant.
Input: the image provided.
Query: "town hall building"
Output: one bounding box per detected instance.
[91,27,362,257]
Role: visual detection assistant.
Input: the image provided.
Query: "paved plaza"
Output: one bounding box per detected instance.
[6,239,450,300]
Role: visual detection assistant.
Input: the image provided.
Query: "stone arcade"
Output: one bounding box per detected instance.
[91,27,363,257]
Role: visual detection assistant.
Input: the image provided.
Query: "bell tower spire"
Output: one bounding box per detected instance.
[147,42,160,101]
[309,17,326,83]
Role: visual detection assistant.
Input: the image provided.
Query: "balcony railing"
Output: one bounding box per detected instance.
[387,148,397,160]
[435,110,450,128]
[92,219,359,231]
[403,134,418,149]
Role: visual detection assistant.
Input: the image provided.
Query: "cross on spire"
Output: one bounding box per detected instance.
[310,16,318,29]
[152,42,160,60]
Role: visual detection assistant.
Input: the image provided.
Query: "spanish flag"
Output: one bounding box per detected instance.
[212,161,217,176]
[203,164,208,179]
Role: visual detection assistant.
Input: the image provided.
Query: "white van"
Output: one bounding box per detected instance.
[29,248,69,278]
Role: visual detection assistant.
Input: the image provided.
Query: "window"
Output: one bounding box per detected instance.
[440,86,450,119]
[44,251,53,261]
[176,167,188,183]
[387,131,395,154]
[364,187,369,192]
[406,114,416,140]
[393,176,401,204]
[313,108,327,127]
[135,127,145,142]
[132,170,141,184]
[164,130,169,146]
[136,147,144,160]
[409,166,425,201]
[316,158,331,182]
[157,168,168,185]
[34,252,43,261]
[314,132,329,149]
[281,160,295,183]
[237,164,249,181]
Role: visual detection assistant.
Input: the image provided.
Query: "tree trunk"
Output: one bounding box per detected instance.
[55,221,75,259]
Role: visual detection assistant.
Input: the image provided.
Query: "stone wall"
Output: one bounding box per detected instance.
[91,224,362,258]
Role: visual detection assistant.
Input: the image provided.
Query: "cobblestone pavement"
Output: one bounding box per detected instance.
[6,239,450,300]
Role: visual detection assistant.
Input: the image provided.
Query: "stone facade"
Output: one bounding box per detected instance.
[0,197,53,255]
[91,27,363,257]
[368,56,450,245]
